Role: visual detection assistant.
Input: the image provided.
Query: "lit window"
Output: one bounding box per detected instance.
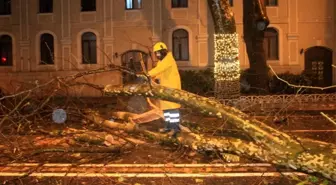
[265,0,278,6]
[125,0,142,10]
[39,0,53,13]
[172,29,189,61]
[81,0,96,12]
[0,35,12,66]
[82,32,97,64]
[172,0,188,8]
[263,28,279,60]
[0,0,11,15]
[40,33,54,65]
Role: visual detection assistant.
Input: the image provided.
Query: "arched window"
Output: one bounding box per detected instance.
[0,35,12,66]
[172,29,189,61]
[40,33,54,65]
[81,32,97,64]
[121,50,148,83]
[264,28,279,60]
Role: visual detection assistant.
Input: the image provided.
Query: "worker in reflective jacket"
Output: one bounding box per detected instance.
[148,42,182,137]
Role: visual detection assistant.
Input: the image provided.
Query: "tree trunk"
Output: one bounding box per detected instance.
[103,83,336,182]
[208,0,240,99]
[243,0,270,94]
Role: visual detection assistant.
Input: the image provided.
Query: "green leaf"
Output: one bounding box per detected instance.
[308,176,319,183]
[320,180,329,185]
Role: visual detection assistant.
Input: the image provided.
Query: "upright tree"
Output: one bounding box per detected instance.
[243,0,270,93]
[207,0,241,99]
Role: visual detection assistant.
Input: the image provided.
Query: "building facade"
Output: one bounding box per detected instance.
[0,0,335,96]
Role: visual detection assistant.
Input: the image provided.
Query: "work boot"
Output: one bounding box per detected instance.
[159,128,171,133]
[171,130,180,138]
[159,121,171,133]
[170,123,181,138]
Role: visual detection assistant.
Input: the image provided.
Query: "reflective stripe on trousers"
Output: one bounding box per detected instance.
[163,109,181,132]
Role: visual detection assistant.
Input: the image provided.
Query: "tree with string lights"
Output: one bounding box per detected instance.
[207,0,241,99]
[208,0,270,97]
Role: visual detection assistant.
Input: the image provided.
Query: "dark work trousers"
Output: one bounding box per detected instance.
[163,109,181,132]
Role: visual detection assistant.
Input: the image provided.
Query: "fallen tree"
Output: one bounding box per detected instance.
[1,65,335,183]
[99,82,336,182]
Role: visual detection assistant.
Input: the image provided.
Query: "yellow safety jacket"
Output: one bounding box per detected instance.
[148,52,181,110]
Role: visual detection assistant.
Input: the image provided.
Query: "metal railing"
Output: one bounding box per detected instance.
[219,93,336,111]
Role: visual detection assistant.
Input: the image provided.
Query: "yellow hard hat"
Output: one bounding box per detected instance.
[153,42,168,52]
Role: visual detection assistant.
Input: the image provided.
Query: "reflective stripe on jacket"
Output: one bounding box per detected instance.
[148,52,181,110]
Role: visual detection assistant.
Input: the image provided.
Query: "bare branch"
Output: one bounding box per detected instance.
[269,65,336,90]
[320,112,336,127]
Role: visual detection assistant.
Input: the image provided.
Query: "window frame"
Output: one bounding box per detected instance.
[172,29,189,61]
[121,50,149,83]
[81,32,97,64]
[39,0,53,13]
[264,28,279,60]
[81,0,96,12]
[40,33,55,65]
[0,35,13,66]
[0,0,11,15]
[264,0,278,7]
[171,0,188,8]
[229,0,233,7]
[125,0,142,10]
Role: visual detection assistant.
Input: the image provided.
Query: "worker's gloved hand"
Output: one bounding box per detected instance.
[136,73,150,81]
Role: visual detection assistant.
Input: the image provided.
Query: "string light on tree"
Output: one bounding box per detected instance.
[214,33,240,81]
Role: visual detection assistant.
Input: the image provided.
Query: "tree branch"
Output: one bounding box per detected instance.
[269,65,336,90]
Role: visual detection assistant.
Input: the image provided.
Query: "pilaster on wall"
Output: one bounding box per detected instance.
[19,41,31,72]
[61,0,71,39]
[287,34,299,66]
[18,0,31,72]
[197,0,209,67]
[149,36,161,69]
[102,0,114,66]
[19,0,29,41]
[60,0,72,71]
[151,0,162,41]
[150,36,161,46]
[197,0,208,35]
[288,0,299,67]
[102,38,115,66]
[103,0,114,38]
[196,34,209,67]
[60,39,72,70]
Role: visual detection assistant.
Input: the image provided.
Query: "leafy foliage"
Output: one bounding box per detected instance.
[179,68,215,97]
